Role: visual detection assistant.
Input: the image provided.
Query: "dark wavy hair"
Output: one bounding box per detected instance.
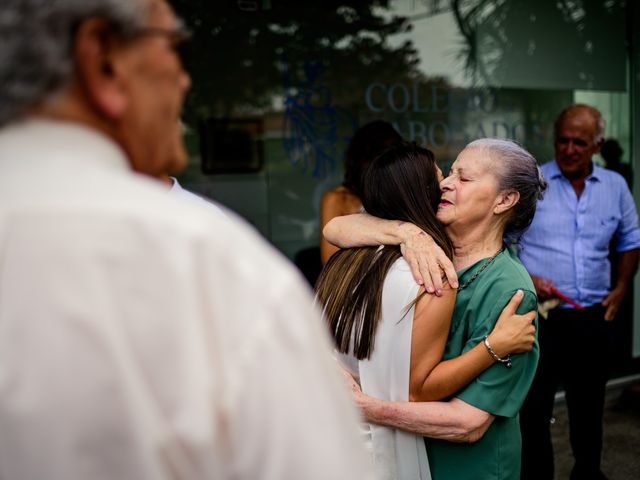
[343,120,402,198]
[316,143,452,360]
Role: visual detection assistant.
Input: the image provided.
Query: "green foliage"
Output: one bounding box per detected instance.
[170,0,420,122]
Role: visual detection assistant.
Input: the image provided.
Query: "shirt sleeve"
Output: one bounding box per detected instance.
[614,178,640,252]
[455,289,540,418]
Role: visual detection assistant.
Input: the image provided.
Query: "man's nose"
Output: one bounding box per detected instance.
[565,141,576,154]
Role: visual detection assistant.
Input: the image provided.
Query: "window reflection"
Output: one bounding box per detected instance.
[171,0,629,260]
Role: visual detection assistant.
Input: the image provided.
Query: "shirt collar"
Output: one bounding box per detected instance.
[550,159,602,183]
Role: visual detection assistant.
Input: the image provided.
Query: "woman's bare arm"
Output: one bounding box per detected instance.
[366,397,493,443]
[324,213,458,293]
[409,287,456,400]
[323,213,407,247]
[410,290,536,402]
[319,191,343,264]
[340,369,494,443]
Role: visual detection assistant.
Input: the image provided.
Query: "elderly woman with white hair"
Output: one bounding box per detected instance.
[325,138,547,480]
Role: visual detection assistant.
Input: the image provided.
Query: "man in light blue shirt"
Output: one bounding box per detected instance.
[518,104,640,480]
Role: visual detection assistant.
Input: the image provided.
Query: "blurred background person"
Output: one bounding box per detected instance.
[601,137,633,189]
[0,1,373,479]
[319,120,402,264]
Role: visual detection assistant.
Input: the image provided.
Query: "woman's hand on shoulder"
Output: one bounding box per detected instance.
[487,290,536,358]
[399,224,457,295]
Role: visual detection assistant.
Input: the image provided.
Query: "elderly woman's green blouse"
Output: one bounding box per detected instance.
[426,246,540,480]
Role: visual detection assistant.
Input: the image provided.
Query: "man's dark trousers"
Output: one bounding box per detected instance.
[520,305,610,480]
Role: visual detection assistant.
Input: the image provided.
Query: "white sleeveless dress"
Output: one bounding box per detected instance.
[337,257,432,480]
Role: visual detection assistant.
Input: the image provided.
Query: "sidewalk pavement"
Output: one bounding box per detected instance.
[550,377,640,479]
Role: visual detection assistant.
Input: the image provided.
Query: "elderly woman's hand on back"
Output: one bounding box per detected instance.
[398,222,458,294]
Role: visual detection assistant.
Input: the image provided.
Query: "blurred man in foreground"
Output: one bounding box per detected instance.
[0,1,371,479]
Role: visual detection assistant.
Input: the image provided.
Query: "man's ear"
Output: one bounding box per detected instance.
[593,138,604,155]
[494,190,520,215]
[73,18,129,119]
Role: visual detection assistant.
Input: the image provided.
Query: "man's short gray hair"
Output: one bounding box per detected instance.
[466,138,547,243]
[0,0,146,126]
[554,104,606,144]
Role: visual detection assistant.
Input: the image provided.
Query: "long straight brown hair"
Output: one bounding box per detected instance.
[315,143,452,360]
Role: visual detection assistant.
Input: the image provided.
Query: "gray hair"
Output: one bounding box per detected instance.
[554,104,605,144]
[0,0,146,126]
[466,138,547,242]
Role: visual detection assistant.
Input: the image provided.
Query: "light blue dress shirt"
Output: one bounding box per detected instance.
[518,160,640,308]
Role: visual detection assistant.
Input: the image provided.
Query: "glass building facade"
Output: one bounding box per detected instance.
[172,0,640,360]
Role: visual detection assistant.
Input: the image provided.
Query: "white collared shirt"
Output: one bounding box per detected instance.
[169,177,228,219]
[0,119,372,480]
